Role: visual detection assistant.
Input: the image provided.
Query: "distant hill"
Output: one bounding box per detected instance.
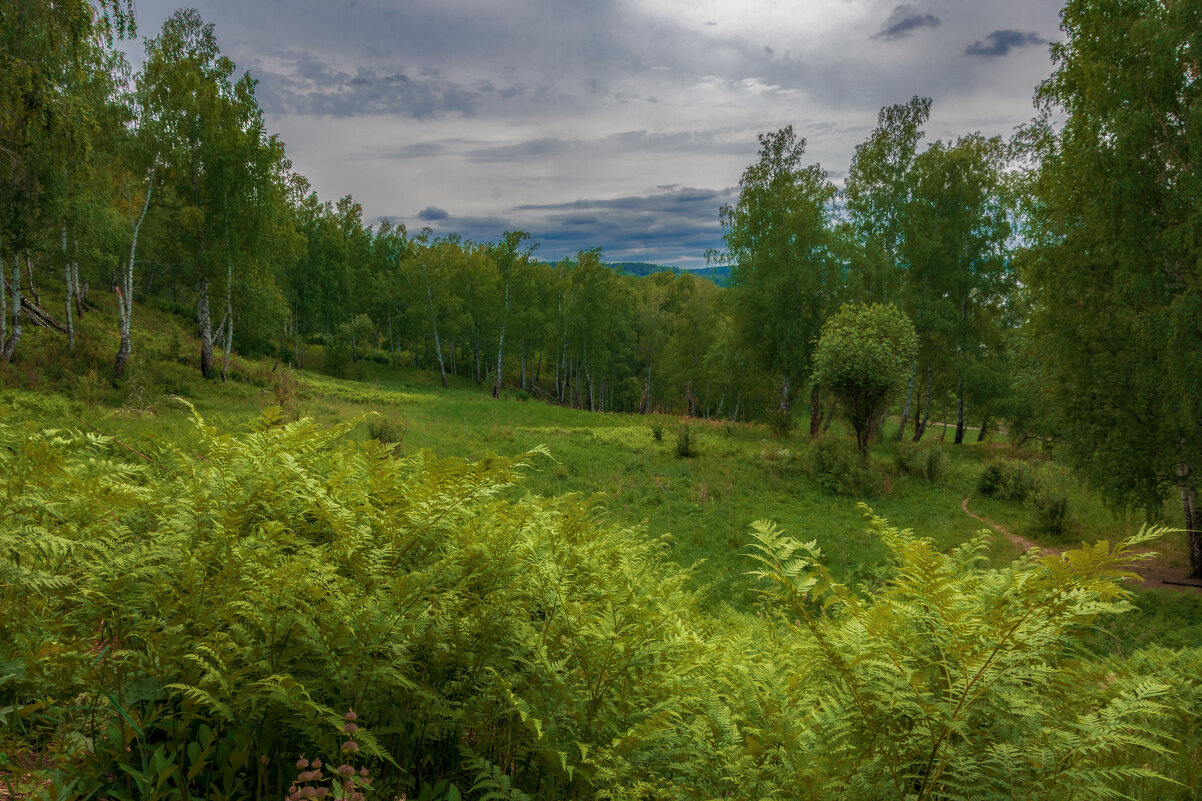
[608,261,731,287]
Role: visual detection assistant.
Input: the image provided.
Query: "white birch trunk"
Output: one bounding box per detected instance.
[493,274,511,398]
[63,226,74,351]
[221,257,233,381]
[116,172,152,378]
[198,275,214,378]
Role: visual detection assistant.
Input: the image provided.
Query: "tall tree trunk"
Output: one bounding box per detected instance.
[1,246,7,346]
[494,276,510,398]
[897,359,917,440]
[913,364,934,442]
[63,226,74,351]
[432,323,448,387]
[638,363,651,414]
[521,348,527,391]
[808,386,824,436]
[221,258,233,382]
[779,374,791,414]
[954,374,966,444]
[25,254,39,308]
[387,308,395,367]
[198,276,214,378]
[823,401,837,431]
[72,255,84,316]
[977,417,989,442]
[1178,462,1202,579]
[116,173,152,378]
[2,253,23,363]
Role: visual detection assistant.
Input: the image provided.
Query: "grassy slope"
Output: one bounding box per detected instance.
[2,286,1198,649]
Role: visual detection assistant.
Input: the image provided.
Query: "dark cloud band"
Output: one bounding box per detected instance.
[965,30,1046,58]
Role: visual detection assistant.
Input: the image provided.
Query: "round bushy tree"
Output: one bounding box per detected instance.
[813,303,918,461]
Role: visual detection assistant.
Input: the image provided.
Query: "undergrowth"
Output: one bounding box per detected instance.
[0,407,1198,800]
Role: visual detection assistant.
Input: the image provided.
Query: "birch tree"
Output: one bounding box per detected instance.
[489,231,536,398]
[719,126,840,431]
[141,9,275,378]
[1024,0,1202,577]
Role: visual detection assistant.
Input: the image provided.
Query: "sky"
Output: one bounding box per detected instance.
[124,0,1065,269]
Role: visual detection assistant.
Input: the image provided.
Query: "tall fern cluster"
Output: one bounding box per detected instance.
[0,406,1197,800]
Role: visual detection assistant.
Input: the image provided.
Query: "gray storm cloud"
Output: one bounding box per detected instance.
[964,29,1047,58]
[873,5,941,40]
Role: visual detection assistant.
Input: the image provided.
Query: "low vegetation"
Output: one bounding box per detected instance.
[1,397,1199,800]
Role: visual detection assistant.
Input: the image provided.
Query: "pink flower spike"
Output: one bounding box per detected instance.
[345,709,358,721]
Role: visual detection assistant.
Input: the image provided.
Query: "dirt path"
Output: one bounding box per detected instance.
[960,497,1202,594]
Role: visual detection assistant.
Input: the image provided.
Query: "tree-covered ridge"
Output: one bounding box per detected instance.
[0,407,1197,800]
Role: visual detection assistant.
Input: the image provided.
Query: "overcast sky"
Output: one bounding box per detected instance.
[125,0,1064,269]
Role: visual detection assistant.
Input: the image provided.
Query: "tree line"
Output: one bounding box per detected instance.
[3,1,1200,573]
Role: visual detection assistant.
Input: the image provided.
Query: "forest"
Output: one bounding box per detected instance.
[2,0,1202,799]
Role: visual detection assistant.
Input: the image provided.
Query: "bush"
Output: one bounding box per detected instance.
[650,420,664,442]
[365,411,408,452]
[764,408,793,438]
[675,422,696,457]
[1029,486,1071,538]
[896,441,949,483]
[977,459,1037,501]
[810,436,877,497]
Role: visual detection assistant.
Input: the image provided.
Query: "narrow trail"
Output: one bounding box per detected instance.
[960,497,1202,594]
[960,497,1054,556]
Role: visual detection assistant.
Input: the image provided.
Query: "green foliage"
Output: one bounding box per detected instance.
[719,125,840,412]
[674,421,696,458]
[895,441,949,483]
[813,302,918,459]
[764,408,793,438]
[746,510,1178,800]
[1025,0,1202,573]
[977,458,1037,502]
[1027,466,1073,539]
[364,410,407,450]
[808,436,877,498]
[0,408,1196,800]
[649,420,663,442]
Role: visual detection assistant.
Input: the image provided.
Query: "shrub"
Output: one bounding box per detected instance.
[675,422,696,457]
[365,411,407,450]
[895,441,949,483]
[650,420,664,441]
[810,436,877,497]
[922,444,949,482]
[977,458,1037,501]
[1029,485,1071,538]
[764,408,793,438]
